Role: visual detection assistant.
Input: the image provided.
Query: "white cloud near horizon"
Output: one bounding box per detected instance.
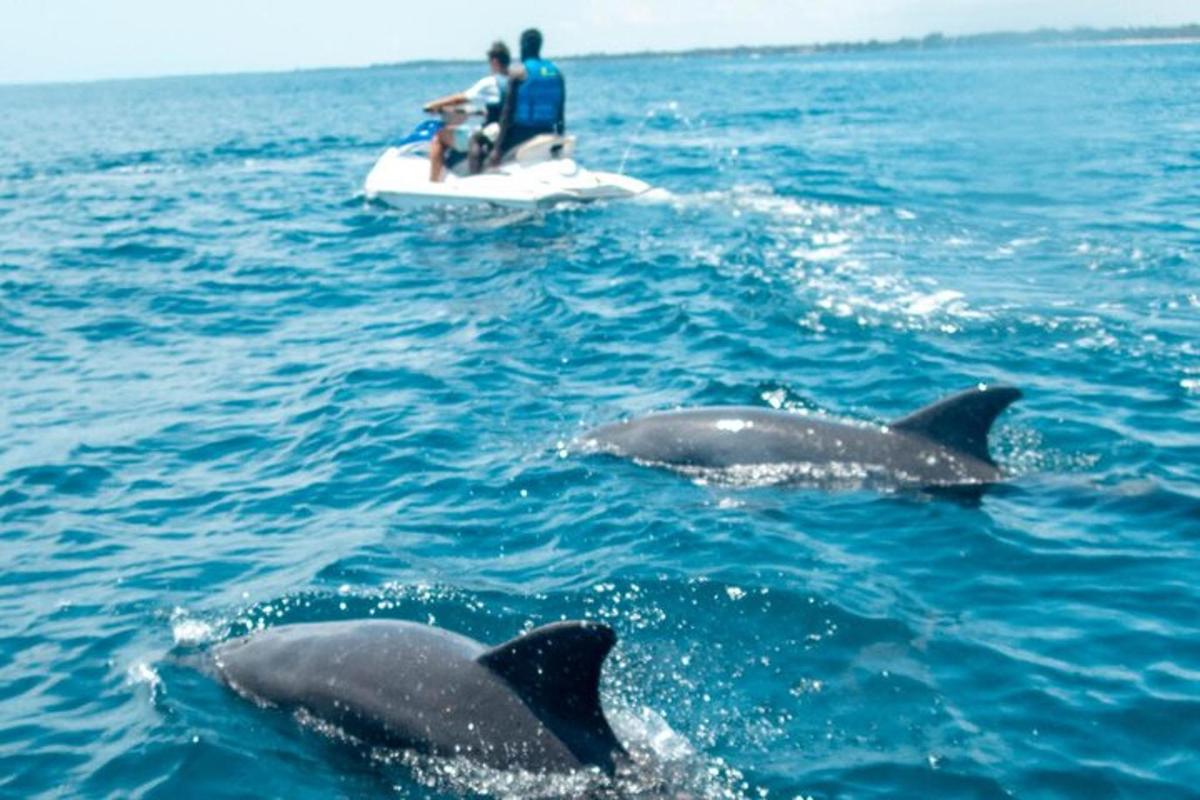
[0,0,1195,84]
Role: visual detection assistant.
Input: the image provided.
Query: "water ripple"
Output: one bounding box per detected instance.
[2,44,1199,799]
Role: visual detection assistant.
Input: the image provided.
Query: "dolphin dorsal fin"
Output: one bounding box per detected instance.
[479,621,614,718]
[479,621,624,769]
[891,385,1021,465]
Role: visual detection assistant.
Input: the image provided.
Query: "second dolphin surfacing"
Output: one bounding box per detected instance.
[583,385,1022,490]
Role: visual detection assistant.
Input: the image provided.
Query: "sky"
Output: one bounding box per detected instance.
[1,0,1196,84]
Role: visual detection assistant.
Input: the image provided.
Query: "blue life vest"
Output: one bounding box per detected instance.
[512,58,564,131]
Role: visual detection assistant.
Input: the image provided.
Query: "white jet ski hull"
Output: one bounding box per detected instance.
[364,147,650,210]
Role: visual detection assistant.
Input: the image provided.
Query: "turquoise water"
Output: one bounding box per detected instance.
[2,43,1199,798]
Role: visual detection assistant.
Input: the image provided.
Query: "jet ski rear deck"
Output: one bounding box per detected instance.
[364,128,651,210]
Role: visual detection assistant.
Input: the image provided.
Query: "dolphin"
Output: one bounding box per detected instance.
[583,384,1022,489]
[213,619,627,774]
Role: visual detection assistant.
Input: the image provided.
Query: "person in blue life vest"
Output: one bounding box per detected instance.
[423,41,510,182]
[489,28,565,166]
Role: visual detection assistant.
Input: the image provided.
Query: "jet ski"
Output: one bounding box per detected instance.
[364,117,651,210]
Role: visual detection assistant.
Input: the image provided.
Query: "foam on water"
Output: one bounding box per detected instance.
[170,608,218,645]
[126,661,163,702]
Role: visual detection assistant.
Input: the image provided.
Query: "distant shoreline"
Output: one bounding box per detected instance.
[554,23,1200,63]
[380,23,1200,70]
[3,23,1198,88]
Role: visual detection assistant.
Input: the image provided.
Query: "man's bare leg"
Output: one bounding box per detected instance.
[429,128,455,183]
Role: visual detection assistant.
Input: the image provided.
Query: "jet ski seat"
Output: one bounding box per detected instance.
[500,135,576,166]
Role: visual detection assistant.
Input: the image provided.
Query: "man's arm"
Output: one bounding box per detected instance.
[423,92,468,113]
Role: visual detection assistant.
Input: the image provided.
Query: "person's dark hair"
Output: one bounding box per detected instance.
[487,41,511,70]
[519,28,543,60]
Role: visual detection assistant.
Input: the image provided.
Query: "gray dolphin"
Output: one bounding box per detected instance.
[583,385,1022,489]
[214,619,627,774]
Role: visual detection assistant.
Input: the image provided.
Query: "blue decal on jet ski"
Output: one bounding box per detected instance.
[397,119,444,148]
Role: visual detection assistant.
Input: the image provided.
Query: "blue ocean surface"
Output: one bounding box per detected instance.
[2,42,1199,799]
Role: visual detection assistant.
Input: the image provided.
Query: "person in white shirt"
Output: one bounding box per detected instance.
[422,42,510,182]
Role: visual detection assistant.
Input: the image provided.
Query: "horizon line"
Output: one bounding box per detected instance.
[2,21,1197,90]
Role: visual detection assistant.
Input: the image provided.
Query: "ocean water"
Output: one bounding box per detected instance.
[2,42,1199,799]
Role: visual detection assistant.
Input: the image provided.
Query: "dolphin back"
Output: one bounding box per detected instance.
[584,385,1023,488]
[213,619,627,775]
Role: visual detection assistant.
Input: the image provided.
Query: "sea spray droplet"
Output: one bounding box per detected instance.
[170,608,216,645]
[127,661,162,700]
